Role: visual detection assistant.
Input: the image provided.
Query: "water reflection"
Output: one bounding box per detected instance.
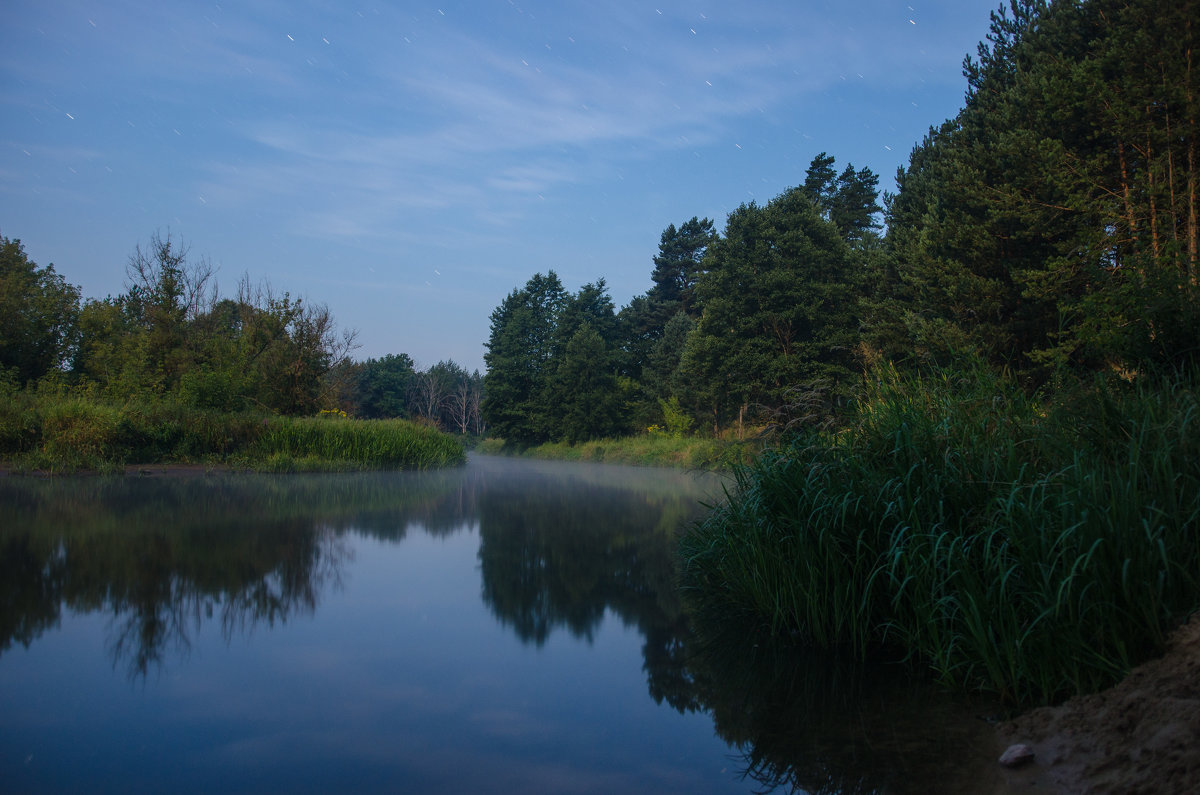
[0,468,471,678]
[0,458,717,688]
[473,458,709,714]
[681,604,1006,795]
[0,457,1002,794]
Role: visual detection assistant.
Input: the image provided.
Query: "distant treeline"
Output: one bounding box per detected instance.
[0,230,481,434]
[483,0,1198,445]
[336,354,484,435]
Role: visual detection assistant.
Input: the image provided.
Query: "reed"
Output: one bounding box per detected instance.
[679,364,1200,704]
[250,416,466,470]
[1,392,465,473]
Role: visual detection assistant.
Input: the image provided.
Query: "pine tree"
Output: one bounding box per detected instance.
[482,271,566,444]
[683,187,859,432]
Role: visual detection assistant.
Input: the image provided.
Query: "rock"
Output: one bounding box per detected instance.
[999,743,1036,768]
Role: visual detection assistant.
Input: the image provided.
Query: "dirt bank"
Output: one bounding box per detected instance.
[993,612,1200,794]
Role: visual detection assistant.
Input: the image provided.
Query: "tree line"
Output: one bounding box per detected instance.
[483,0,1198,445]
[1,230,483,433]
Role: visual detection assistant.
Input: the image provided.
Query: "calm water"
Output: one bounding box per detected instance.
[0,455,1004,794]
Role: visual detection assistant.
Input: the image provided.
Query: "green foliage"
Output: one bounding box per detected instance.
[488,158,883,445]
[642,311,694,406]
[350,353,416,418]
[482,271,566,444]
[0,374,39,454]
[802,152,883,245]
[682,186,861,430]
[1,392,464,473]
[649,217,717,316]
[64,233,357,416]
[0,235,81,385]
[546,323,622,444]
[874,0,1199,376]
[656,396,693,438]
[483,272,628,445]
[35,398,124,472]
[680,364,1200,704]
[252,416,465,470]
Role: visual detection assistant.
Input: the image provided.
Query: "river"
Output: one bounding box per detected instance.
[0,455,1005,793]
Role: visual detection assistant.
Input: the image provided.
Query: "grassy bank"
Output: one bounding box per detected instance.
[0,391,465,473]
[476,433,757,470]
[679,363,1200,705]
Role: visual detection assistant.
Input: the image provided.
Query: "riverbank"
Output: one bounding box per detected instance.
[476,433,757,470]
[678,366,1200,704]
[0,395,466,473]
[990,611,1200,794]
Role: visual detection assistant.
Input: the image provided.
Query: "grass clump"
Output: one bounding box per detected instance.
[679,362,1200,705]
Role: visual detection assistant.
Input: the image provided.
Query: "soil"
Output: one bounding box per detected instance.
[991,611,1200,794]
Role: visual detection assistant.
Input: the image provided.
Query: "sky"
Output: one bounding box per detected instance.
[1,0,1001,373]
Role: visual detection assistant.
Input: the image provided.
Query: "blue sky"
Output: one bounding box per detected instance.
[1,0,999,373]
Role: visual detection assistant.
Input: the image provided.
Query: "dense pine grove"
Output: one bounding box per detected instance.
[483,0,1198,445]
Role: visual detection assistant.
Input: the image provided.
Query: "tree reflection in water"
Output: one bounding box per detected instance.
[473,458,712,712]
[0,470,464,679]
[0,459,1004,792]
[99,523,350,679]
[680,602,1009,795]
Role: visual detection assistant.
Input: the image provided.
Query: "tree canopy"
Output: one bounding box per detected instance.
[0,236,80,385]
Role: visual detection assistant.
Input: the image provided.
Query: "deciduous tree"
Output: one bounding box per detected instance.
[0,236,80,384]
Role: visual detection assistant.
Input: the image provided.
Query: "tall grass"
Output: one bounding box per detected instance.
[0,389,465,473]
[251,416,465,470]
[481,434,755,470]
[679,362,1200,705]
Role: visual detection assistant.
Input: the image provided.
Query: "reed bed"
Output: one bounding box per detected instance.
[252,416,465,470]
[1,392,465,472]
[679,364,1200,705]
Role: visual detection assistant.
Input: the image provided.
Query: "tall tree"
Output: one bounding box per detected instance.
[804,154,883,246]
[541,280,620,438]
[643,310,695,406]
[353,353,416,419]
[123,231,216,393]
[803,152,838,211]
[482,271,566,444]
[872,0,1198,374]
[446,368,484,435]
[830,164,883,245]
[0,236,80,384]
[682,187,860,433]
[649,217,717,317]
[546,323,621,443]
